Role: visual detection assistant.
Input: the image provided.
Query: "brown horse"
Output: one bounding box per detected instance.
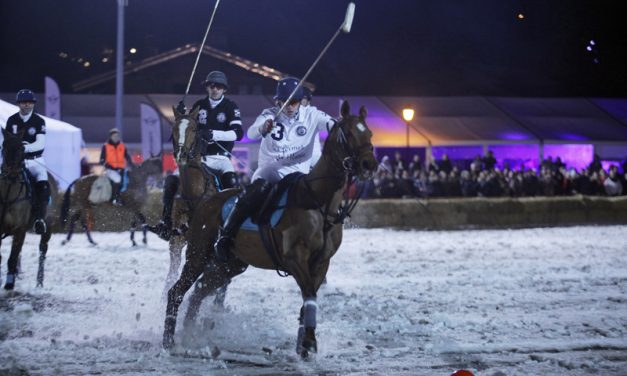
[162,106,222,293]
[0,133,52,289]
[163,100,378,358]
[60,157,163,246]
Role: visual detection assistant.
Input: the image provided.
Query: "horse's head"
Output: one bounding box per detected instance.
[325,101,378,179]
[171,106,200,166]
[1,131,25,176]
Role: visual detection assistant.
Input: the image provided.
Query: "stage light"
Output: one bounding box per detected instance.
[586,46,593,52]
[589,40,596,46]
[102,57,109,63]
[517,13,524,20]
[129,48,137,54]
[83,61,91,67]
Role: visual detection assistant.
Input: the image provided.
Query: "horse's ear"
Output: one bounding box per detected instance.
[172,106,179,121]
[341,100,350,119]
[359,105,368,120]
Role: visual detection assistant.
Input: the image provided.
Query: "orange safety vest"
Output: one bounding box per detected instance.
[104,142,127,169]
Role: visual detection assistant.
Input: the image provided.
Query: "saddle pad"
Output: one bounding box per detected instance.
[221,190,288,231]
[88,175,112,204]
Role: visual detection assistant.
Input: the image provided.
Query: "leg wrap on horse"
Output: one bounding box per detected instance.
[220,172,237,190]
[214,179,273,261]
[303,298,318,329]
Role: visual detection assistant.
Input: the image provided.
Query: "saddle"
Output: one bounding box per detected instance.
[220,172,304,232]
[88,170,130,204]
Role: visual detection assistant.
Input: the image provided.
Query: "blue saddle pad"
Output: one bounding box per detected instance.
[221,190,288,232]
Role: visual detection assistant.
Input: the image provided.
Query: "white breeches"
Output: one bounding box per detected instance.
[25,157,48,182]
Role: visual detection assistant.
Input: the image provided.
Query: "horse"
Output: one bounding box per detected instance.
[0,132,52,290]
[59,157,163,246]
[162,100,378,358]
[162,107,225,303]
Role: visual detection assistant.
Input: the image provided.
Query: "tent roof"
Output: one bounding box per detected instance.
[0,99,81,134]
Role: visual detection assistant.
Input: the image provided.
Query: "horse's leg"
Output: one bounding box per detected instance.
[284,250,325,358]
[84,207,97,245]
[0,237,3,284]
[37,228,52,287]
[130,218,137,247]
[138,213,148,245]
[182,263,238,330]
[164,236,185,296]
[4,231,26,290]
[62,213,78,245]
[163,254,205,349]
[213,281,229,308]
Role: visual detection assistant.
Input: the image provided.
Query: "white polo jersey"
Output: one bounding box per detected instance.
[248,105,335,180]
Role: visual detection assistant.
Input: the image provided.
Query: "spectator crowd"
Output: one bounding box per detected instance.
[364,151,627,199]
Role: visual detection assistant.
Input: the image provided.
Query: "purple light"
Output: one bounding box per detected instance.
[586,46,592,52]
[544,144,593,171]
[589,40,596,46]
[499,131,531,141]
[556,132,588,141]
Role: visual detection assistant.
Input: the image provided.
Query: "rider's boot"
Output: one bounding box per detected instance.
[149,175,179,240]
[214,179,272,262]
[111,182,123,206]
[33,181,50,235]
[220,171,237,190]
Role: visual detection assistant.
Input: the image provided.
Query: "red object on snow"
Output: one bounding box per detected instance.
[450,370,475,376]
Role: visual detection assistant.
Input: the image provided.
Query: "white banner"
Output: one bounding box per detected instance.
[140,103,162,159]
[45,76,61,119]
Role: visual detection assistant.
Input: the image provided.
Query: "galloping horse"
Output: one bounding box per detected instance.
[162,106,221,292]
[60,157,163,246]
[0,133,52,290]
[163,101,378,358]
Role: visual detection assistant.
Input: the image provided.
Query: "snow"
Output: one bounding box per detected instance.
[1,226,626,375]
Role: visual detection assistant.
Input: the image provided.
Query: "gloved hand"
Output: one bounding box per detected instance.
[176,100,187,115]
[201,129,214,143]
[260,119,273,136]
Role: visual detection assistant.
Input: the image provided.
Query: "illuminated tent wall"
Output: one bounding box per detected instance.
[0,99,83,189]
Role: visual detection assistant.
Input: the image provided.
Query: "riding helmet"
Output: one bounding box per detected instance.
[274,77,304,102]
[202,71,229,89]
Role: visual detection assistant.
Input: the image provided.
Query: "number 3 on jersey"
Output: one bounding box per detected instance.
[270,122,285,141]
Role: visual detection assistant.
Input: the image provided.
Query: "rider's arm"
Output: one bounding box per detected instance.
[23,134,45,153]
[315,109,337,132]
[99,145,107,166]
[247,109,274,140]
[212,103,243,142]
[124,147,134,167]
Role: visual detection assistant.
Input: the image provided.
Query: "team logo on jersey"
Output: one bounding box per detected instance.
[296,126,307,136]
[216,112,226,123]
[198,109,208,124]
[27,127,36,136]
[234,109,241,118]
[41,125,46,133]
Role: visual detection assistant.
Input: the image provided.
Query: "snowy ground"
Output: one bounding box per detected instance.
[1,226,626,376]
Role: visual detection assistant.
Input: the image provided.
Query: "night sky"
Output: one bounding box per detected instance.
[0,0,625,96]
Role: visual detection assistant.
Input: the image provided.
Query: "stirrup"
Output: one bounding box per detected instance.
[34,219,47,235]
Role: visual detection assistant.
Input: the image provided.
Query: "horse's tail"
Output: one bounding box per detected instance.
[60,179,77,226]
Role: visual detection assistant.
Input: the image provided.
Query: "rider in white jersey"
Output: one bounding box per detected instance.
[214,77,335,261]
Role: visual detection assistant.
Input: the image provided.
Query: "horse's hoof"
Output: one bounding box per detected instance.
[61,240,67,245]
[142,238,148,245]
[297,327,317,359]
[132,241,137,247]
[4,283,14,291]
[163,335,174,350]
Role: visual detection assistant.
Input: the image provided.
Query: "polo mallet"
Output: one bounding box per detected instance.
[275,2,355,117]
[181,0,222,105]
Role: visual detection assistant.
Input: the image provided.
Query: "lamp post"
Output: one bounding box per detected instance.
[115,0,128,137]
[402,108,415,148]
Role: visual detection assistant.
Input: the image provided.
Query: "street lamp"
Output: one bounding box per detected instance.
[402,108,414,148]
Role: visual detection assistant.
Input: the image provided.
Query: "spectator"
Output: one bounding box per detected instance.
[377,155,393,174]
[604,166,623,196]
[482,150,497,170]
[392,151,406,175]
[408,154,423,175]
[438,154,453,174]
[588,154,603,174]
[460,170,479,197]
[397,170,415,197]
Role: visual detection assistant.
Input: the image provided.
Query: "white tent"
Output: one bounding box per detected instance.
[0,99,82,190]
